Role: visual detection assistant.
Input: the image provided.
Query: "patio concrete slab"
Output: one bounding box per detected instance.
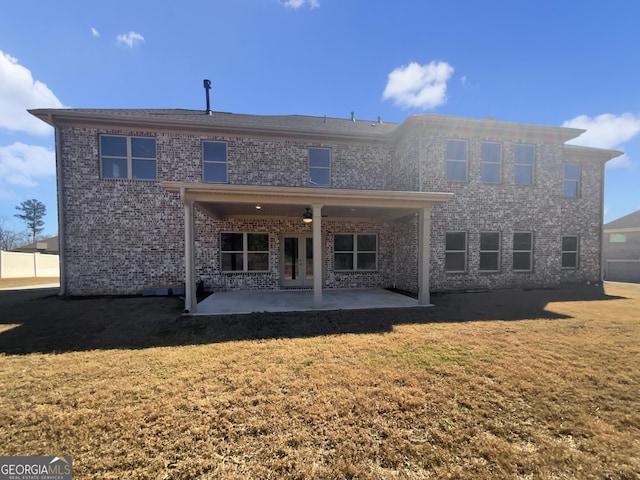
[196,288,426,315]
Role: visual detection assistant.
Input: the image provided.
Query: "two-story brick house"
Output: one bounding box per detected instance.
[30,108,620,312]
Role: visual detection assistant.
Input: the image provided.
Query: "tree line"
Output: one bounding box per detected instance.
[0,199,50,251]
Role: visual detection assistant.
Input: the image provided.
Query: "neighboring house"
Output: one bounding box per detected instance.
[29,107,621,312]
[13,235,59,255]
[603,210,640,283]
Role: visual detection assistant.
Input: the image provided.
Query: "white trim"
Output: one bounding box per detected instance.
[418,207,432,305]
[604,227,640,234]
[312,205,323,308]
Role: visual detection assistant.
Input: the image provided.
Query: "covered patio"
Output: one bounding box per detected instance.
[196,287,423,315]
[161,182,452,313]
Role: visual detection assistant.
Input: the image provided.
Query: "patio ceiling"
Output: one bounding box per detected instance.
[161,182,453,222]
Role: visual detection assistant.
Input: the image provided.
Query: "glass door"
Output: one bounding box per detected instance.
[282,235,313,287]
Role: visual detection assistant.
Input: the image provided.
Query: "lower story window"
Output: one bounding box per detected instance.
[221,232,269,272]
[513,232,533,271]
[561,235,579,269]
[479,232,500,271]
[334,234,377,271]
[445,232,467,272]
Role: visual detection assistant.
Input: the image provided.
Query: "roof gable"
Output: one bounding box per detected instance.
[604,209,640,229]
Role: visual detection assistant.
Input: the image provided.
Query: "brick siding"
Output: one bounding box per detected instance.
[58,119,606,296]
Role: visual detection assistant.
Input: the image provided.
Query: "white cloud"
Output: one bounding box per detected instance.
[91,27,100,37]
[382,61,454,110]
[563,113,640,149]
[0,142,55,188]
[283,0,319,8]
[116,31,145,48]
[0,51,63,136]
[563,113,640,170]
[606,153,635,170]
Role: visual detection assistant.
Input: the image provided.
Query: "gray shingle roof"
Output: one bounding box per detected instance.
[29,108,399,138]
[604,209,640,229]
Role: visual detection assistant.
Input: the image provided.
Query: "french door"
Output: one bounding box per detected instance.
[281,234,314,287]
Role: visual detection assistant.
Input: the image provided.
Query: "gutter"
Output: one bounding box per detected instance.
[51,115,66,296]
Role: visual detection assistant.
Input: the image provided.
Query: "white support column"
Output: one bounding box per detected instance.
[418,206,432,305]
[184,199,197,313]
[312,204,323,308]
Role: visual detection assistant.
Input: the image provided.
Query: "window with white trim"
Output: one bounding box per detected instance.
[446,140,467,182]
[220,233,269,272]
[513,232,533,271]
[203,141,227,183]
[480,142,502,183]
[514,144,535,185]
[563,163,580,197]
[445,232,467,272]
[309,147,331,187]
[100,135,157,180]
[334,234,377,271]
[479,232,500,271]
[561,235,579,269]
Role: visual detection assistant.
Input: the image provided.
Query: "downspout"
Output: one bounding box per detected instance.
[416,129,423,192]
[599,161,606,284]
[51,115,66,296]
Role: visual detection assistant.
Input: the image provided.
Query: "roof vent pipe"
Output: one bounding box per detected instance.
[203,79,212,115]
[351,111,355,122]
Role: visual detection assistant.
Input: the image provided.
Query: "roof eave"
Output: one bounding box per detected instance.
[564,144,624,162]
[393,114,586,143]
[28,109,394,143]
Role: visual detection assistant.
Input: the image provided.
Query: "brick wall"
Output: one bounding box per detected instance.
[412,125,604,291]
[194,212,398,292]
[58,120,605,296]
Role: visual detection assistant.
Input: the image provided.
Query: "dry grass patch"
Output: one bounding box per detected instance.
[0,277,59,289]
[0,283,639,479]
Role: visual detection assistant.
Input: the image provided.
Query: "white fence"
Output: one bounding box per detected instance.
[0,251,60,278]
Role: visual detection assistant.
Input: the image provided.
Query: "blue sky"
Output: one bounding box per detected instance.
[1,0,639,237]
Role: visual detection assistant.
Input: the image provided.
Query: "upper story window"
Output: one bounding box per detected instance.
[203,141,227,183]
[100,135,156,180]
[309,147,331,187]
[446,140,467,182]
[563,163,580,197]
[514,144,535,185]
[445,231,467,272]
[480,142,502,183]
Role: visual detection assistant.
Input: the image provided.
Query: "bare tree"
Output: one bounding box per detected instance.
[0,217,29,251]
[15,199,47,244]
